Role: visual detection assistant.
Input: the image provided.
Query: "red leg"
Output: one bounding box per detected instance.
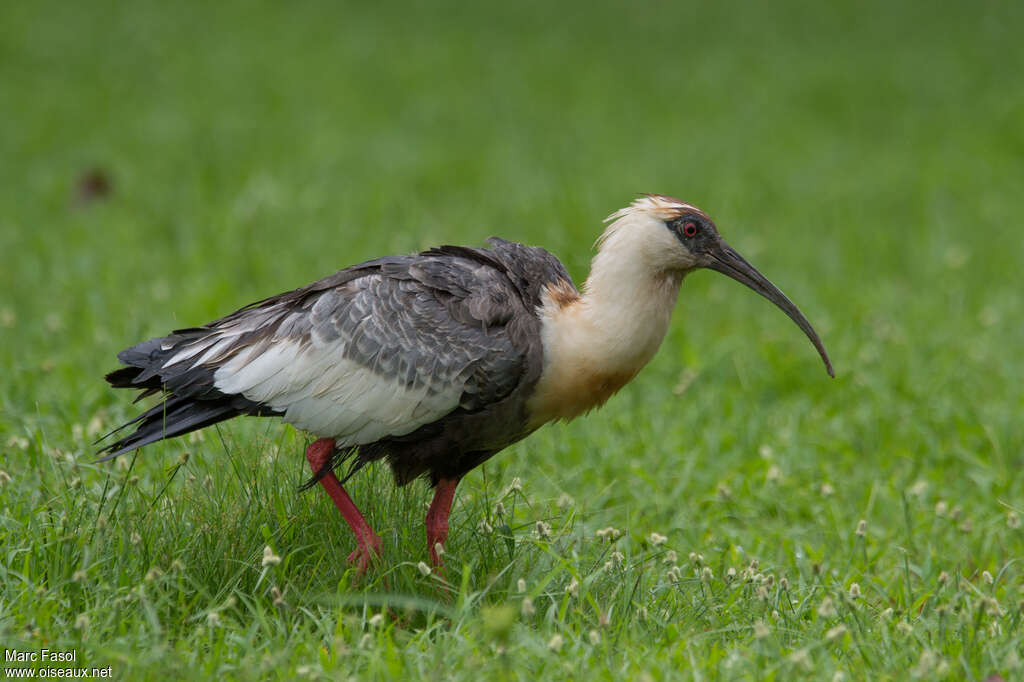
[306,438,382,574]
[426,477,460,567]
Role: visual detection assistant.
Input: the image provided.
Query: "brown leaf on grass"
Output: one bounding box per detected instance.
[73,167,113,207]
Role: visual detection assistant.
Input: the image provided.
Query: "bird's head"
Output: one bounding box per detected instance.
[600,194,834,377]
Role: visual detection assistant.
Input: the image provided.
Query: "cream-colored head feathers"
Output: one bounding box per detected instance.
[603,194,705,227]
[594,194,709,275]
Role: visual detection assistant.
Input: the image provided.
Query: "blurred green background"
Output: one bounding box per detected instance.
[2,0,1022,403]
[1,0,1022,678]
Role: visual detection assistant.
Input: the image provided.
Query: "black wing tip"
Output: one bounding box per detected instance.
[94,444,132,462]
[105,366,141,387]
[297,445,363,491]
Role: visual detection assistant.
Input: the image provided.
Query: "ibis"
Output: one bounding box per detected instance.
[99,195,833,572]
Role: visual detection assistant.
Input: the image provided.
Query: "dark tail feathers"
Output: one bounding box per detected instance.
[96,393,244,461]
[97,362,282,461]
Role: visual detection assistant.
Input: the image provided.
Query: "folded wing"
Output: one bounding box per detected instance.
[100,250,530,457]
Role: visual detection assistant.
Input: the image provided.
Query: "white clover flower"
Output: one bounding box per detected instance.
[788,648,811,668]
[359,633,373,649]
[557,493,574,508]
[368,613,385,628]
[547,634,563,652]
[848,583,861,599]
[855,520,867,537]
[493,502,506,518]
[517,578,527,593]
[701,566,714,582]
[433,542,445,558]
[261,546,282,567]
[478,519,493,534]
[817,597,837,619]
[766,465,782,483]
[912,649,937,677]
[595,527,621,542]
[666,565,682,582]
[566,577,579,598]
[820,483,835,497]
[417,561,432,576]
[897,621,913,635]
[270,586,285,607]
[662,550,678,564]
[588,629,601,645]
[825,624,847,641]
[535,521,552,540]
[934,500,948,517]
[982,570,994,585]
[753,621,770,639]
[521,597,536,617]
[74,614,89,630]
[130,531,142,546]
[937,570,950,585]
[603,550,625,572]
[649,532,667,546]
[206,612,221,626]
[505,477,522,496]
[1008,512,1021,529]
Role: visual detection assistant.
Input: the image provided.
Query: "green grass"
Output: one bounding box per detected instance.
[2,0,1023,679]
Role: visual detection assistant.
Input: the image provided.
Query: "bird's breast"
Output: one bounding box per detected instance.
[526,363,640,427]
[525,267,679,429]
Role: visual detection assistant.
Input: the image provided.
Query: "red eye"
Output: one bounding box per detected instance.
[683,222,698,237]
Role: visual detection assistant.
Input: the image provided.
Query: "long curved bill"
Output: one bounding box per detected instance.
[707,241,834,377]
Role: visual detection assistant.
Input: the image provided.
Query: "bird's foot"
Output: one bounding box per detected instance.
[347,532,383,576]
